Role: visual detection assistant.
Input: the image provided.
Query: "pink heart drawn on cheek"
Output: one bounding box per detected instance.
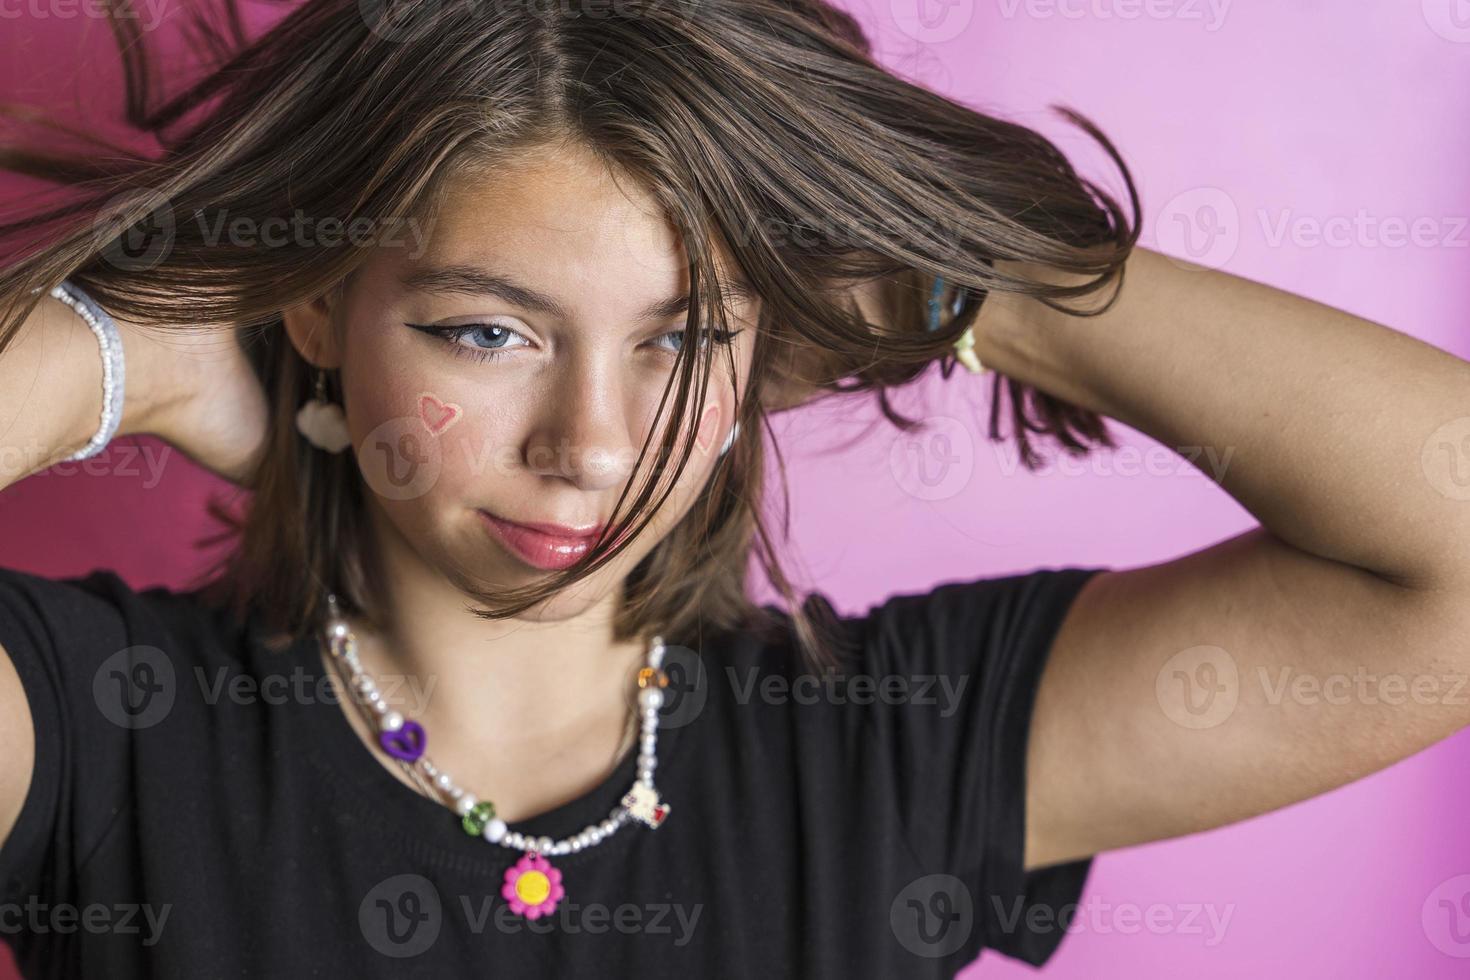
[417,392,463,436]
[694,404,721,453]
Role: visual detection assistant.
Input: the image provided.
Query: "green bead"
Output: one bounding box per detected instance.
[462,800,496,836]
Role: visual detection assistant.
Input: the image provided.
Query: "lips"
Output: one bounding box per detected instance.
[477,511,607,571]
[503,517,606,538]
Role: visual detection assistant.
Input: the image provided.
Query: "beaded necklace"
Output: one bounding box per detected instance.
[319,593,673,921]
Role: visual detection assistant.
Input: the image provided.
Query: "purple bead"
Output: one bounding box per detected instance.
[380,720,427,762]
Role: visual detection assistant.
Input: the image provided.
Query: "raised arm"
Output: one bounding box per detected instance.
[0,291,267,849]
[0,293,158,849]
[969,247,1470,871]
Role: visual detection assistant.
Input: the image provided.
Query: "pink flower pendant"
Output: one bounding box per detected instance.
[502,852,565,920]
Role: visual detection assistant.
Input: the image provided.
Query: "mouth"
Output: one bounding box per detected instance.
[476,510,608,572]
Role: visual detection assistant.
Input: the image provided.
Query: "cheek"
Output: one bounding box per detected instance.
[343,356,517,507]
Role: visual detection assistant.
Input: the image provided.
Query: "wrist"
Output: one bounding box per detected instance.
[114,316,187,441]
[970,256,1122,411]
[970,263,1066,375]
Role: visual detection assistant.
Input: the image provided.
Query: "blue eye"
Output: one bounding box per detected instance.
[405,321,530,363]
[404,322,743,364]
[653,327,742,353]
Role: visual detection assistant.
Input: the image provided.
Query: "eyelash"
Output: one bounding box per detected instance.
[405,322,743,365]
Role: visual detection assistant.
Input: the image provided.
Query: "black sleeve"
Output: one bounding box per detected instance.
[0,565,136,913]
[845,565,1107,968]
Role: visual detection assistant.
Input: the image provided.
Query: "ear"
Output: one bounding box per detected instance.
[281,285,344,370]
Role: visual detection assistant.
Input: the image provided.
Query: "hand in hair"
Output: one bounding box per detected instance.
[124,318,271,488]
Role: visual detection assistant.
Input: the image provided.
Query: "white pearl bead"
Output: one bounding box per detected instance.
[455,795,476,815]
[483,818,508,843]
[638,688,664,710]
[329,621,349,640]
[381,711,404,732]
[537,836,553,853]
[435,773,452,791]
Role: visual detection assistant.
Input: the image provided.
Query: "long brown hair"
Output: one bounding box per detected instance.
[0,0,1136,667]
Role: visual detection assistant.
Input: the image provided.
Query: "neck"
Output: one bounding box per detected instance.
[331,507,650,821]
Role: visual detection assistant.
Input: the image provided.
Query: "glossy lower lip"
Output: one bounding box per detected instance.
[477,511,601,571]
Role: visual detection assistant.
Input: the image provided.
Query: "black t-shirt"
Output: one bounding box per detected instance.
[0,561,1104,979]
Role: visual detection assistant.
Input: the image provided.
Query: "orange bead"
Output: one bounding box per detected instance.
[637,667,668,689]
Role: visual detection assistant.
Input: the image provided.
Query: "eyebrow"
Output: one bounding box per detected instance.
[400,264,757,322]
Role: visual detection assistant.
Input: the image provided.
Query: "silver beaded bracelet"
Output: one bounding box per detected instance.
[48,280,126,462]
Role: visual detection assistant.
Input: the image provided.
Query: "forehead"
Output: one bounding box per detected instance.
[406,143,751,310]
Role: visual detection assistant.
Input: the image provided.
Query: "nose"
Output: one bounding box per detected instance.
[522,358,640,492]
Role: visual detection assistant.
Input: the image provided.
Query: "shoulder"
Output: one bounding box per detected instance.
[687,564,1105,732]
[698,561,1108,665]
[0,564,264,907]
[802,564,1106,677]
[684,568,1107,968]
[0,564,251,656]
[0,558,260,752]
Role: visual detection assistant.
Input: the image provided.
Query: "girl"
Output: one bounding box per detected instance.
[0,1,1467,977]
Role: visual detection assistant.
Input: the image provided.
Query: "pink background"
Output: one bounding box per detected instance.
[4,0,1470,974]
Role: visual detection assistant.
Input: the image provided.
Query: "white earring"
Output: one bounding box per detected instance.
[295,368,352,454]
[718,419,740,458]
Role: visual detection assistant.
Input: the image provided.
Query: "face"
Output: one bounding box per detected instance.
[290,141,757,621]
